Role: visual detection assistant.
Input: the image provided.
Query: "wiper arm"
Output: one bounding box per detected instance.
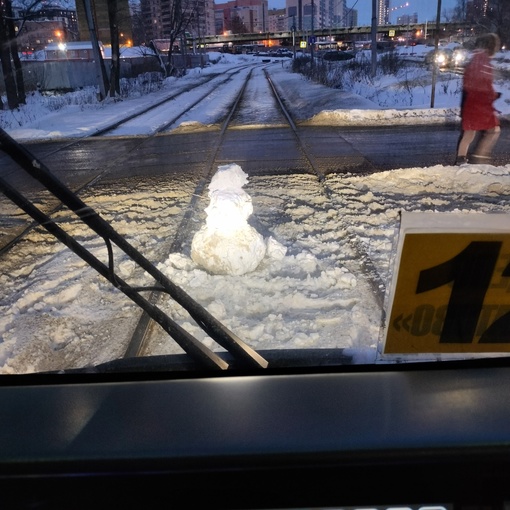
[0,128,268,370]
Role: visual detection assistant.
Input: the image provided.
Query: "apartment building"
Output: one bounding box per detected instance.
[285,0,346,31]
[215,0,269,35]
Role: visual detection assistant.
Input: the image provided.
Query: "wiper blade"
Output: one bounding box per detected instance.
[0,128,268,371]
[36,349,353,375]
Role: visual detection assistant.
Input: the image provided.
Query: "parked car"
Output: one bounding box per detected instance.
[274,48,293,58]
[321,50,355,61]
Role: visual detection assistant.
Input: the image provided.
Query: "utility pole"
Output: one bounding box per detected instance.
[430,0,442,108]
[371,0,377,77]
[310,0,314,64]
[82,0,108,100]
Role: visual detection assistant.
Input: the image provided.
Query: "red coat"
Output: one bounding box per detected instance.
[461,49,499,131]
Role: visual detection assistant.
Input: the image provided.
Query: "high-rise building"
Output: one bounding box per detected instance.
[15,4,79,52]
[76,0,133,45]
[16,20,70,53]
[268,8,287,32]
[323,0,346,29]
[285,0,302,30]
[343,6,358,27]
[333,0,348,27]
[397,13,418,24]
[285,0,315,30]
[215,0,268,35]
[30,5,79,37]
[377,0,389,24]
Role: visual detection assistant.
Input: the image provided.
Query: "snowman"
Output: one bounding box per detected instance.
[191,164,267,276]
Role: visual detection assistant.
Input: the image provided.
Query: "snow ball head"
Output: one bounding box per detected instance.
[209,163,248,192]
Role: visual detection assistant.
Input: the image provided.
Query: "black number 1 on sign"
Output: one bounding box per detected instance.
[416,241,510,344]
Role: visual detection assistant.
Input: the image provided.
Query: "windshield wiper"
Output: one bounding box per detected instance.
[34,348,353,375]
[0,128,268,371]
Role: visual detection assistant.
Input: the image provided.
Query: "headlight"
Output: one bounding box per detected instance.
[454,51,467,65]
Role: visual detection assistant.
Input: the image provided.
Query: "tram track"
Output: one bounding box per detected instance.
[96,63,260,137]
[125,64,260,358]
[125,63,386,360]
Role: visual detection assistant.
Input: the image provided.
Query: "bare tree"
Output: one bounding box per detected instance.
[129,0,147,46]
[452,0,467,21]
[1,0,76,109]
[486,0,510,48]
[450,0,509,47]
[226,14,248,34]
[166,0,200,76]
[142,0,201,77]
[81,0,131,99]
[0,0,26,109]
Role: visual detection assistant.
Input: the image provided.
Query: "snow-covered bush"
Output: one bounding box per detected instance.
[0,73,165,129]
[292,48,463,109]
[119,72,164,97]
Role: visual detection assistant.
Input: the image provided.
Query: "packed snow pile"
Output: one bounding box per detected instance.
[306,107,461,126]
[191,164,269,275]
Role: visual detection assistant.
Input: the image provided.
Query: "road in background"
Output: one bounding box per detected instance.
[4,123,503,185]
[1,122,509,253]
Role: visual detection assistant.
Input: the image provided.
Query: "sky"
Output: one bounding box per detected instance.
[1,49,509,374]
[269,0,458,25]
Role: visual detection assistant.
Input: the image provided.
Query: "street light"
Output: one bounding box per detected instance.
[290,23,296,58]
[286,14,297,57]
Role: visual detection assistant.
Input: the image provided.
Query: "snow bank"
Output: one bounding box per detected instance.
[306,107,461,126]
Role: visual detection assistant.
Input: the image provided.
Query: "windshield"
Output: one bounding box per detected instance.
[1,1,510,375]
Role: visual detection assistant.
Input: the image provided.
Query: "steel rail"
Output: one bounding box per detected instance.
[100,64,260,137]
[264,68,386,309]
[126,66,256,359]
[0,174,229,370]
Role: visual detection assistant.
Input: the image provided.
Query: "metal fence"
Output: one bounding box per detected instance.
[0,53,210,94]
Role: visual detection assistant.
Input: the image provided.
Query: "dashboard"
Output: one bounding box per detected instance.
[1,357,510,509]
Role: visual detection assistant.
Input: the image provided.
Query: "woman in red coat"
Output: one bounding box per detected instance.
[456,33,501,165]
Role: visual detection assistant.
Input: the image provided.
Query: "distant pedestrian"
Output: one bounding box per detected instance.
[455,33,501,165]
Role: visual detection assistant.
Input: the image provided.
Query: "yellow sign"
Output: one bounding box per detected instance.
[300,41,307,48]
[389,30,395,37]
[384,214,510,355]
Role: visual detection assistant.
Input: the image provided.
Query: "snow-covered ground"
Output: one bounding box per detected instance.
[3,46,510,138]
[1,49,510,374]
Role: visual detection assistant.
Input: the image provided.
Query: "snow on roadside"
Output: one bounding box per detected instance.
[305,107,460,126]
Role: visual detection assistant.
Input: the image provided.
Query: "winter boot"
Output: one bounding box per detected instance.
[455,156,468,166]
